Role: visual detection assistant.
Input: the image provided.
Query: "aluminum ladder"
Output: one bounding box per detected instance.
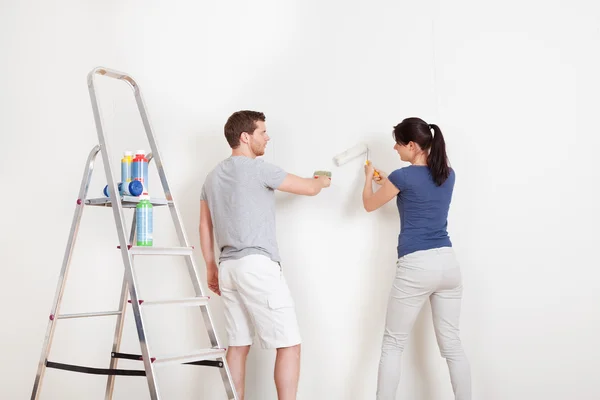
[30,66,238,400]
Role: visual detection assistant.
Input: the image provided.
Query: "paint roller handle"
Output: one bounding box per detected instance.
[365,160,382,177]
[365,161,386,183]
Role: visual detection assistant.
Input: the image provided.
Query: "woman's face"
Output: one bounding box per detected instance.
[394,141,411,162]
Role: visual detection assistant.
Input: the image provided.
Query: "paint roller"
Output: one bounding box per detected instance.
[332,142,380,177]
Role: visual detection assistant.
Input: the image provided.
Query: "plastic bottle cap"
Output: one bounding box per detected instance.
[135,150,145,156]
[124,151,133,156]
[128,180,144,197]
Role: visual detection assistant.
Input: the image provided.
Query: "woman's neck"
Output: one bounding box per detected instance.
[411,153,428,166]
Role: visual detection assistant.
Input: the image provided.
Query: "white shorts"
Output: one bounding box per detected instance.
[218,254,302,349]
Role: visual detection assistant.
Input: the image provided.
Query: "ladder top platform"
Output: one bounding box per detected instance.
[85,196,170,208]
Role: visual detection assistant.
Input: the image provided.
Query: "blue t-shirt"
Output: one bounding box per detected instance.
[388,165,455,258]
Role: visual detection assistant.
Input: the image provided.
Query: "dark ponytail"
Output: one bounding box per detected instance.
[427,124,450,186]
[393,118,451,186]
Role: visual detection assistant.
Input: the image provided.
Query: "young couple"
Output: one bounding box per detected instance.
[199,110,471,400]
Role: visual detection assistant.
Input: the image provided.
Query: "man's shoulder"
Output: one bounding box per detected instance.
[206,156,284,180]
[208,157,235,173]
[203,158,230,184]
[230,156,285,174]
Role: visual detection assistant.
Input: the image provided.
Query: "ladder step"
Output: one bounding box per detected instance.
[130,297,210,307]
[55,311,122,320]
[129,246,193,256]
[85,196,171,208]
[112,352,224,368]
[153,348,226,366]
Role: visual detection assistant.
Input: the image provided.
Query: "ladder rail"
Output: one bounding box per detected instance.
[129,75,238,399]
[129,78,222,346]
[31,145,101,400]
[87,68,161,399]
[32,67,238,400]
[105,212,138,399]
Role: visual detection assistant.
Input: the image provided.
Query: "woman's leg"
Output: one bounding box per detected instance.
[430,255,471,400]
[376,261,434,400]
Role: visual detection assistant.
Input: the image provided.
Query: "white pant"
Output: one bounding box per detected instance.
[219,254,302,349]
[376,247,471,400]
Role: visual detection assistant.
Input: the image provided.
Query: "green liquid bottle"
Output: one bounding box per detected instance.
[136,196,153,246]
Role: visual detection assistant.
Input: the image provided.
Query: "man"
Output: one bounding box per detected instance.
[199,110,331,400]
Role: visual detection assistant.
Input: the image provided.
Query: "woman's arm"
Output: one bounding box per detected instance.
[363,165,400,212]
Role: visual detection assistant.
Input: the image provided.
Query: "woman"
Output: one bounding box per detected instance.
[363,117,471,400]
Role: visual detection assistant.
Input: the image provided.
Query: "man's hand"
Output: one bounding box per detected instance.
[207,264,221,296]
[314,175,331,188]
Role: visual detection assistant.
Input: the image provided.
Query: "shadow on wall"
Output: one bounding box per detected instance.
[179,130,230,328]
[175,130,233,399]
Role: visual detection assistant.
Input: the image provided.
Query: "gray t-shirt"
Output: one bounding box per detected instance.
[201,156,288,263]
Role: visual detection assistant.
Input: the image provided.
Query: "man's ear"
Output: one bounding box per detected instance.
[240,132,249,144]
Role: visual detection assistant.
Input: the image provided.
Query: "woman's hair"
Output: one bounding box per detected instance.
[393,117,450,186]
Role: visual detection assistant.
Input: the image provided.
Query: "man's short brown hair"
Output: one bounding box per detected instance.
[224,110,266,148]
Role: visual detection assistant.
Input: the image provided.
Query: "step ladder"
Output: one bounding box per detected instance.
[30,67,238,400]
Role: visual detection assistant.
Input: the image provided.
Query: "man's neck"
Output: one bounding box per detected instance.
[231,147,256,159]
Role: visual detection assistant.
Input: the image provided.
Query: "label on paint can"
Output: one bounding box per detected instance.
[121,160,132,195]
[132,159,148,195]
[136,199,153,246]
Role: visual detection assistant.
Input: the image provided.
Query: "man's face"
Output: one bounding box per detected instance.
[248,120,270,157]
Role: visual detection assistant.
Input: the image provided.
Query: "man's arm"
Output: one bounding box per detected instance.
[199,200,220,295]
[277,173,330,196]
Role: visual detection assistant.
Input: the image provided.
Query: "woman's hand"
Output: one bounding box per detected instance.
[364,162,376,180]
[366,162,387,185]
[373,169,387,185]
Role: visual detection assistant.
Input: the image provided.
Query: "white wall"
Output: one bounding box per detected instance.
[2,1,599,399]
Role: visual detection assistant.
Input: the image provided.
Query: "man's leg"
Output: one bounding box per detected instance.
[234,256,303,400]
[227,345,251,400]
[219,260,255,400]
[274,344,301,400]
